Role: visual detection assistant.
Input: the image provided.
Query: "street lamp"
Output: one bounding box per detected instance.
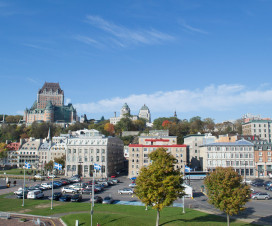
[78,161,83,187]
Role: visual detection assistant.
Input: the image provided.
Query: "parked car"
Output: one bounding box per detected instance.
[102,196,114,204]
[48,192,62,201]
[14,188,29,195]
[34,174,43,179]
[251,192,270,200]
[48,174,56,179]
[129,183,137,188]
[265,186,272,191]
[81,188,93,194]
[90,196,103,203]
[251,182,265,187]
[16,192,28,199]
[71,194,82,202]
[263,181,272,187]
[118,188,134,195]
[62,187,78,194]
[41,183,52,189]
[59,194,71,202]
[242,179,252,184]
[111,179,119,184]
[27,190,44,199]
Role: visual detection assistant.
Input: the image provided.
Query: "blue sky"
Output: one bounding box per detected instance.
[1,0,272,123]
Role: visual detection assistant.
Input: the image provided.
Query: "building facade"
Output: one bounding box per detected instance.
[128,135,187,178]
[242,118,272,142]
[184,133,216,170]
[66,129,124,178]
[200,140,255,177]
[24,82,77,125]
[110,103,151,125]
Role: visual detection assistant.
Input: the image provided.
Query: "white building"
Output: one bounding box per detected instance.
[110,103,151,125]
[199,140,255,177]
[66,129,124,178]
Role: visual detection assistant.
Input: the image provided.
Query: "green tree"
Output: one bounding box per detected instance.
[0,143,8,161]
[54,155,66,169]
[203,118,215,132]
[204,167,251,226]
[189,116,203,134]
[44,160,54,172]
[135,148,185,226]
[115,117,134,134]
[133,118,146,131]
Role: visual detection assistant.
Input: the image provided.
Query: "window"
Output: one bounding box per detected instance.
[96,149,99,154]
[268,152,271,156]
[195,150,197,153]
[96,156,99,161]
[102,149,105,154]
[259,152,263,156]
[180,154,183,157]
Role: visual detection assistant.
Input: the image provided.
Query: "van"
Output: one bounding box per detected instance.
[27,190,44,199]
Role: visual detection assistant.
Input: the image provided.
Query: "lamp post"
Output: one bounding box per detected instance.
[78,161,83,187]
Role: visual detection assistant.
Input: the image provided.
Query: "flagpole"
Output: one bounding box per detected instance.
[51,165,54,210]
[91,169,95,226]
[22,166,25,207]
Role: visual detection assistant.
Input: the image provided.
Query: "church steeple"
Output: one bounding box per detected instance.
[174,110,177,118]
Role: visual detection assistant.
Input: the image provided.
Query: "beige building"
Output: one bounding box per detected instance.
[200,140,255,177]
[128,135,187,178]
[242,119,272,142]
[66,129,124,178]
[184,133,216,170]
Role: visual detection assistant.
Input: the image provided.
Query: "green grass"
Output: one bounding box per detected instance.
[61,205,252,226]
[0,168,33,175]
[0,194,252,226]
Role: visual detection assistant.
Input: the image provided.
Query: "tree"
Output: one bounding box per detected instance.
[203,118,215,132]
[135,148,185,226]
[0,143,8,161]
[54,155,66,169]
[44,160,54,172]
[162,120,171,129]
[204,167,251,226]
[104,123,115,135]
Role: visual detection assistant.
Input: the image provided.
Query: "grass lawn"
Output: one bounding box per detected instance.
[0,194,252,226]
[0,168,33,175]
[61,205,252,226]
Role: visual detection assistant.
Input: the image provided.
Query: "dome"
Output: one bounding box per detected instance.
[140,104,149,111]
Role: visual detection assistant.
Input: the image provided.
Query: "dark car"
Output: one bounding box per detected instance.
[16,192,28,199]
[265,186,272,191]
[252,182,265,187]
[81,188,93,194]
[60,179,69,186]
[71,194,82,202]
[49,192,62,201]
[264,181,272,187]
[59,194,71,202]
[90,196,103,203]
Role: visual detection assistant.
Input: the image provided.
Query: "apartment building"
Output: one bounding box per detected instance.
[184,133,216,170]
[66,129,124,178]
[128,135,187,178]
[200,140,255,177]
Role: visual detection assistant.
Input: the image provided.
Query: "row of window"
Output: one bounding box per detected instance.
[207,146,253,151]
[208,160,254,167]
[68,149,106,154]
[67,156,105,162]
[207,153,254,159]
[66,165,106,173]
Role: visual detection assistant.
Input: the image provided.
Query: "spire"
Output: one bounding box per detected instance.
[47,127,51,140]
[174,110,177,118]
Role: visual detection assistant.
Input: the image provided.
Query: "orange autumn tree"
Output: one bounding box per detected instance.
[104,123,115,135]
[162,120,171,129]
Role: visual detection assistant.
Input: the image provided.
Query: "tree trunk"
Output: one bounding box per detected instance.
[156,209,160,226]
[227,213,230,226]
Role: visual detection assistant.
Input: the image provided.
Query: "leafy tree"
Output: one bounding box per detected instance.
[133,118,146,131]
[189,116,203,134]
[0,143,8,160]
[104,123,115,135]
[152,117,169,130]
[203,118,215,132]
[204,167,251,226]
[135,148,185,226]
[115,117,134,134]
[44,160,54,172]
[119,135,134,146]
[162,120,171,129]
[54,155,66,169]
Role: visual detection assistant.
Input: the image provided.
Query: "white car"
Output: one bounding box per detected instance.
[14,187,29,195]
[41,183,52,189]
[118,188,134,195]
[129,183,137,188]
[27,190,44,199]
[34,174,43,179]
[48,174,56,178]
[242,179,252,184]
[62,187,78,194]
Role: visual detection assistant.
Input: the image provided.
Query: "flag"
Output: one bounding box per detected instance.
[94,163,101,171]
[54,162,62,170]
[25,162,31,169]
[185,165,192,172]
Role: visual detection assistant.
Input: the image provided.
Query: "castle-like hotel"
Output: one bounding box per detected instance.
[24,82,77,125]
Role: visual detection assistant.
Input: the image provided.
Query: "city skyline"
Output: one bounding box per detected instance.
[1,1,272,122]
